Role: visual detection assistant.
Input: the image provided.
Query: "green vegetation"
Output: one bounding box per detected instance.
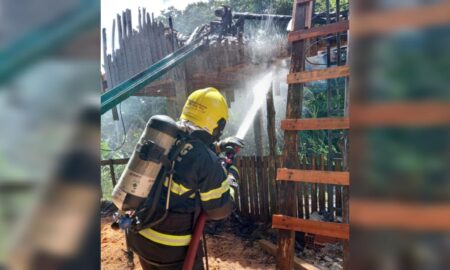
[157,0,349,35]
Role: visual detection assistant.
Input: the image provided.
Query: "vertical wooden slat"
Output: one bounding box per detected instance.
[266,84,278,215]
[109,159,117,187]
[261,156,269,221]
[335,160,343,217]
[297,180,304,218]
[238,157,247,216]
[240,157,250,217]
[318,154,326,211]
[250,156,259,219]
[311,154,318,213]
[268,155,278,215]
[302,156,310,219]
[262,156,269,221]
[248,157,256,218]
[234,158,241,213]
[256,156,262,220]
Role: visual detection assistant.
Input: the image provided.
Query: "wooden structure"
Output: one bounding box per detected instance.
[349,1,450,268]
[275,0,350,269]
[101,9,289,117]
[101,154,346,223]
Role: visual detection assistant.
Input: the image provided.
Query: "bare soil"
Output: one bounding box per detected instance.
[101,217,275,270]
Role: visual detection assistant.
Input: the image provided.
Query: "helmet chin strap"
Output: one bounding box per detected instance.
[212,118,226,141]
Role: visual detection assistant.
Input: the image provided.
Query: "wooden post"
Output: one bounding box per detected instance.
[266,83,278,214]
[276,1,309,269]
[109,159,117,187]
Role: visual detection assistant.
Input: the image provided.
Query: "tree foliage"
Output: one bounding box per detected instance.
[158,0,296,35]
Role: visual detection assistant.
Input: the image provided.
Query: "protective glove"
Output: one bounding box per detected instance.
[216,136,245,153]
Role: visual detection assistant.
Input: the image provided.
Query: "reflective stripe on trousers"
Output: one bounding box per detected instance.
[139,228,192,247]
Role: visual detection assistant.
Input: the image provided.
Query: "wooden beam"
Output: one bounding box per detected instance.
[288,21,349,42]
[351,2,450,37]
[281,117,349,130]
[350,199,450,231]
[277,168,349,185]
[259,240,319,270]
[134,79,176,97]
[272,215,350,240]
[288,65,349,84]
[100,158,129,166]
[277,0,311,268]
[351,102,450,128]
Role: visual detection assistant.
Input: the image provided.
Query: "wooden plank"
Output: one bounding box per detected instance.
[109,160,117,187]
[246,157,255,218]
[277,1,311,269]
[351,102,450,128]
[250,156,260,219]
[234,158,241,212]
[239,157,249,217]
[310,155,317,213]
[261,157,270,222]
[268,156,277,215]
[101,158,129,166]
[288,20,349,42]
[335,160,343,217]
[258,240,320,270]
[272,215,349,239]
[256,156,265,221]
[302,156,310,219]
[288,65,349,84]
[351,2,450,38]
[318,155,326,212]
[350,199,450,231]
[277,168,349,185]
[282,117,349,131]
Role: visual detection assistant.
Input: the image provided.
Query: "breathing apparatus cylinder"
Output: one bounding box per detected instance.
[112,115,179,211]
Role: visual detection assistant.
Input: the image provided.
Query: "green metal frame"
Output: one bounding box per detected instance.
[101,39,205,115]
[0,0,99,83]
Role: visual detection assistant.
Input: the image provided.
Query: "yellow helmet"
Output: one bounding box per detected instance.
[180,87,229,135]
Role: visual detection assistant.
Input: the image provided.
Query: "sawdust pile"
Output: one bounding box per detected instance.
[101,217,275,270]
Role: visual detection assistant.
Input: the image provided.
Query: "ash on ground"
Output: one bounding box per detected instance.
[101,200,343,269]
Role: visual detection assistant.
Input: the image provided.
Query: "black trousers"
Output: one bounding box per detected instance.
[126,231,204,270]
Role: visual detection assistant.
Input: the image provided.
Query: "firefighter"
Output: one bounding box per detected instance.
[126,87,243,270]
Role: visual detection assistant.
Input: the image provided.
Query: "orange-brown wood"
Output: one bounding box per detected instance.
[259,240,320,270]
[351,102,450,127]
[288,21,349,42]
[281,117,349,130]
[351,2,450,37]
[277,168,349,185]
[350,199,450,231]
[287,65,349,84]
[272,215,350,239]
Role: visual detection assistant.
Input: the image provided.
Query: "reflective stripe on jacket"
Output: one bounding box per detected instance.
[139,228,192,247]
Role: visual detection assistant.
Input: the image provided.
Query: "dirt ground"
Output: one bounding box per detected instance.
[101,217,275,270]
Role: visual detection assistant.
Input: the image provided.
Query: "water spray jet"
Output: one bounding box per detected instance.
[235,72,273,140]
